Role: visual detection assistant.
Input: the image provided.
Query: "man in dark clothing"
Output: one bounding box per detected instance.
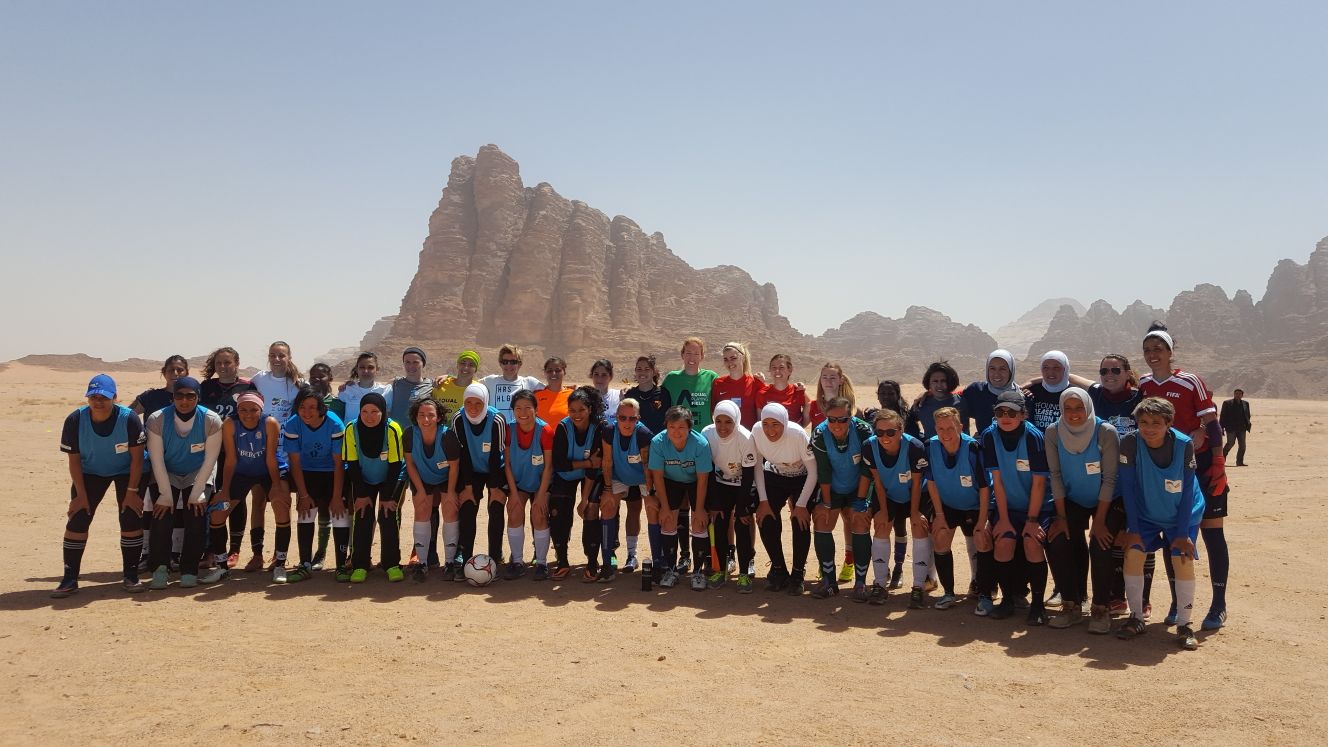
[1219,389,1252,466]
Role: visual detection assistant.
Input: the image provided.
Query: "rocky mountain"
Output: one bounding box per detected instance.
[995,297,1085,358]
[819,307,997,373]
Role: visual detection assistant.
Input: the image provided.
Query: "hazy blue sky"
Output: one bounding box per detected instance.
[3,2,1325,367]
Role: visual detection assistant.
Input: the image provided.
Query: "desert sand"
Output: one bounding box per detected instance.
[2,364,1323,746]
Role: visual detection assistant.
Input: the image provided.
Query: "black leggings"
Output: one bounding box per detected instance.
[351,482,401,570]
[549,478,578,565]
[1045,501,1094,605]
[147,486,207,574]
[757,472,812,575]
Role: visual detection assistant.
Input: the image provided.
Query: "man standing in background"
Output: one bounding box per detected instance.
[1220,389,1252,466]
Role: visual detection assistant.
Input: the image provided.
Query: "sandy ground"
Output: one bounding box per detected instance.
[2,364,1324,746]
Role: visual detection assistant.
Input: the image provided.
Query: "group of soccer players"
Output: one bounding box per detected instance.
[54,323,1232,650]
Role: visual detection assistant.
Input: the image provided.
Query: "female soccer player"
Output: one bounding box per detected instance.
[872,379,908,422]
[303,363,339,566]
[983,390,1051,623]
[389,347,435,424]
[144,376,224,589]
[602,397,653,579]
[1043,387,1119,632]
[52,375,146,597]
[1115,396,1205,650]
[403,397,460,582]
[204,391,288,583]
[129,354,188,571]
[432,350,481,419]
[199,346,254,569]
[960,350,1024,435]
[534,356,574,425]
[710,342,765,428]
[1139,322,1229,631]
[809,362,855,428]
[701,400,756,590]
[647,406,712,590]
[546,386,602,579]
[589,358,622,425]
[1086,353,1147,616]
[861,408,927,601]
[751,403,817,594]
[481,344,542,423]
[446,384,510,575]
[806,397,873,600]
[504,389,553,579]
[247,341,304,573]
[661,338,718,574]
[920,406,989,611]
[339,352,393,425]
[624,355,671,435]
[906,361,966,439]
[1026,350,1072,431]
[274,387,346,583]
[756,354,809,427]
[343,392,405,583]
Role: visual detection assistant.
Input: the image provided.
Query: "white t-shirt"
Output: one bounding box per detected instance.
[481,374,541,421]
[598,388,622,425]
[251,371,302,423]
[702,423,757,486]
[339,381,393,423]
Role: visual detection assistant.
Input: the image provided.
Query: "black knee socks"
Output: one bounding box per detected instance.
[935,551,955,595]
[975,550,997,597]
[458,500,479,561]
[297,522,315,565]
[791,520,811,576]
[333,526,350,569]
[487,500,505,562]
[759,514,786,573]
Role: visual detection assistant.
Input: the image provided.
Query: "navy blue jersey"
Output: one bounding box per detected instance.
[624,385,671,435]
[1089,384,1142,438]
[961,383,1033,435]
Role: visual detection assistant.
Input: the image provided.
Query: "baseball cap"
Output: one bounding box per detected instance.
[995,390,1025,411]
[85,374,117,399]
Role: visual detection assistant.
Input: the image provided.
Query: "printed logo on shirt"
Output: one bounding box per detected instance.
[664,458,696,469]
[627,454,641,464]
[851,453,862,464]
[916,458,929,469]
[1085,461,1101,475]
[436,461,447,470]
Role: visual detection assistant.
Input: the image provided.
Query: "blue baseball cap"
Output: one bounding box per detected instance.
[85,374,117,399]
[172,376,202,394]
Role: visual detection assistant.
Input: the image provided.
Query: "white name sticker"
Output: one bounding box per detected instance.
[627,454,641,464]
[582,449,591,459]
[852,453,862,464]
[1164,479,1182,493]
[114,442,129,454]
[481,442,491,453]
[960,475,973,488]
[531,454,544,466]
[1085,461,1101,475]
[898,472,910,484]
[436,461,447,470]
[190,443,205,453]
[1015,459,1031,472]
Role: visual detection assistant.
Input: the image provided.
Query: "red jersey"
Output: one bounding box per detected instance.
[1139,369,1216,445]
[758,384,808,425]
[506,420,556,451]
[710,375,767,429]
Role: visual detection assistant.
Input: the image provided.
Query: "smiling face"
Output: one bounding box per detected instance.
[308,366,332,395]
[616,404,639,435]
[873,418,901,452]
[213,351,239,383]
[987,357,1011,389]
[268,344,290,376]
[237,399,263,428]
[356,357,378,385]
[414,401,439,430]
[1061,396,1088,427]
[769,358,792,384]
[512,397,536,429]
[499,353,522,380]
[994,405,1024,431]
[1099,356,1128,393]
[633,359,656,388]
[456,357,477,382]
[714,413,735,439]
[358,403,383,428]
[402,353,425,381]
[298,395,322,426]
[934,415,961,447]
[667,418,691,450]
[928,371,950,398]
[819,366,841,396]
[87,393,115,420]
[1142,337,1172,374]
[544,362,565,388]
[163,360,188,387]
[681,342,703,375]
[1137,412,1170,448]
[463,396,486,420]
[567,398,589,429]
[721,349,743,377]
[761,417,785,442]
[825,405,851,439]
[1041,359,1066,387]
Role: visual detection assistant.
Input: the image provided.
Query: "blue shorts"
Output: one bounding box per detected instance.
[1132,521,1201,557]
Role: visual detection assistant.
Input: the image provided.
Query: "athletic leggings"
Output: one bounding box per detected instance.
[66,474,143,576]
[1045,501,1094,605]
[147,486,207,574]
[548,478,578,566]
[351,482,401,571]
[757,471,812,576]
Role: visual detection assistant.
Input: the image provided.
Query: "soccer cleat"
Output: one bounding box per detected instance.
[407,564,427,583]
[123,577,146,594]
[179,574,198,589]
[908,587,926,609]
[169,555,181,573]
[385,565,405,582]
[1047,590,1064,609]
[837,563,854,584]
[440,563,459,582]
[1026,606,1049,627]
[1108,599,1129,617]
[849,584,869,603]
[974,595,995,617]
[226,551,240,569]
[149,565,170,590]
[506,562,527,581]
[727,555,738,576]
[889,564,904,590]
[349,568,368,583]
[811,578,840,599]
[677,556,691,575]
[1177,624,1199,650]
[933,593,959,610]
[286,564,312,583]
[335,567,353,583]
[786,571,806,596]
[50,580,78,599]
[707,571,725,589]
[1116,616,1146,640]
[1087,605,1112,635]
[990,602,1014,620]
[243,554,264,573]
[1202,609,1227,631]
[659,569,679,589]
[968,580,979,598]
[273,565,290,584]
[736,574,754,593]
[310,549,326,571]
[868,584,887,606]
[1048,605,1085,629]
[690,572,707,591]
[622,554,638,574]
[1164,604,1178,626]
[137,555,150,573]
[532,564,549,581]
[199,567,229,584]
[1013,595,1031,610]
[764,569,788,593]
[599,565,617,583]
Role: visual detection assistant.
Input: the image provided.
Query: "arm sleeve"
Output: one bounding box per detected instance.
[754,460,769,502]
[810,430,832,480]
[190,416,224,502]
[146,416,171,505]
[1028,432,1049,474]
[1097,424,1119,503]
[982,431,998,469]
[970,442,989,489]
[552,425,573,471]
[794,444,819,508]
[442,430,463,461]
[1044,427,1066,503]
[740,465,755,494]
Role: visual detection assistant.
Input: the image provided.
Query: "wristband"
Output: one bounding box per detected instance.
[126,487,139,493]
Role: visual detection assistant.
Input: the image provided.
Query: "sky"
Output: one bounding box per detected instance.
[2,2,1326,367]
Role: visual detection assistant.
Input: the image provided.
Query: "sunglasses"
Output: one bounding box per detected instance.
[173,392,198,400]
[500,359,521,365]
[827,415,851,424]
[875,428,900,438]
[617,415,639,422]
[1099,367,1123,375]
[994,407,1021,418]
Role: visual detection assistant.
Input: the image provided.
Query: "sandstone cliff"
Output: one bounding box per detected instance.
[995,298,1085,358]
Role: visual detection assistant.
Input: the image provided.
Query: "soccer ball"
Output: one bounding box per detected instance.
[463,554,497,587]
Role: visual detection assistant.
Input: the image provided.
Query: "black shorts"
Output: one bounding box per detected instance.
[228,472,273,502]
[884,498,921,524]
[548,476,581,500]
[1103,496,1127,536]
[71,473,130,514]
[663,478,698,512]
[941,505,981,537]
[762,471,810,514]
[302,470,337,511]
[463,472,507,500]
[609,482,645,501]
[705,476,746,514]
[1195,448,1228,520]
[585,476,606,504]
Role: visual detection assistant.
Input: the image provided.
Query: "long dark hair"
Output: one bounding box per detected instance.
[203,347,239,380]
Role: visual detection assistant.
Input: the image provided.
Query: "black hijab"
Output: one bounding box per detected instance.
[357,392,389,456]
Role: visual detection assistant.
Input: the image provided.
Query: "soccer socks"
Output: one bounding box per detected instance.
[413,521,432,567]
[871,537,891,586]
[660,530,677,570]
[676,509,689,566]
[509,525,527,567]
[427,504,440,566]
[297,520,315,565]
[814,531,836,582]
[912,537,933,588]
[934,550,955,595]
[443,521,460,565]
[458,501,479,561]
[583,516,602,571]
[317,509,331,558]
[647,523,663,568]
[600,515,619,568]
[208,525,228,557]
[975,550,996,597]
[228,499,247,554]
[1143,551,1157,606]
[250,526,265,556]
[1201,526,1229,612]
[376,505,401,568]
[61,538,86,582]
[758,514,786,573]
[1174,576,1197,626]
[1124,572,1145,620]
[626,534,638,559]
[1027,558,1048,611]
[964,535,978,579]
[332,525,351,570]
[274,522,291,564]
[487,500,505,562]
[533,527,551,566]
[691,531,710,574]
[852,533,871,586]
[120,534,143,579]
[894,536,907,567]
[791,520,811,576]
